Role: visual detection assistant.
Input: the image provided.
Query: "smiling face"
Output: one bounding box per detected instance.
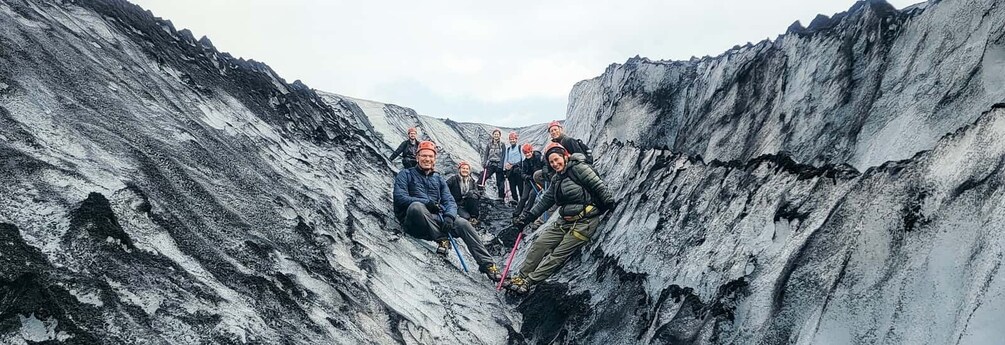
[408,131,417,140]
[548,152,566,173]
[549,126,562,140]
[523,150,533,159]
[459,164,470,177]
[492,131,501,141]
[417,150,435,170]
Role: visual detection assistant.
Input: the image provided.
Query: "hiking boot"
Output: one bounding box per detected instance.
[504,275,532,294]
[480,264,503,282]
[436,239,450,256]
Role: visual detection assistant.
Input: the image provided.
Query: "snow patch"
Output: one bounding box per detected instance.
[18,314,71,342]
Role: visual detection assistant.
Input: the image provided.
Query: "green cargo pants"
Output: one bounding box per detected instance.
[518,216,601,283]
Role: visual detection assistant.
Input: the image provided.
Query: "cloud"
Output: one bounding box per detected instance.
[373,78,565,127]
[131,0,921,127]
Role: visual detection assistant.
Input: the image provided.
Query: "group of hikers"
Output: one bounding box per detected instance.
[390,120,616,294]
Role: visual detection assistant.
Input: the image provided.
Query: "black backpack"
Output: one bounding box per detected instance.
[577,138,594,164]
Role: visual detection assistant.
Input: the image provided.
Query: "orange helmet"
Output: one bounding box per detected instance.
[509,132,518,140]
[407,127,417,134]
[417,141,437,155]
[544,142,568,159]
[521,143,534,154]
[548,120,562,131]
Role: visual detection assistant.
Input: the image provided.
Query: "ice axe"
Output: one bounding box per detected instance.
[439,213,468,273]
[479,162,489,187]
[496,230,524,291]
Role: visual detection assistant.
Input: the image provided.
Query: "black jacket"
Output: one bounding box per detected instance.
[520,151,544,181]
[389,139,418,162]
[446,174,480,202]
[524,154,614,223]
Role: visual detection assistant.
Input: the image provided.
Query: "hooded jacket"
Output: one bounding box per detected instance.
[524,154,614,223]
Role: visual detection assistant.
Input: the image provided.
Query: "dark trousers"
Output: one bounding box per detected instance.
[484,163,505,198]
[402,158,417,169]
[402,202,492,267]
[457,196,480,220]
[515,180,536,215]
[506,169,522,202]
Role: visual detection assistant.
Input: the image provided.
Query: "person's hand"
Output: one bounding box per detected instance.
[425,201,442,214]
[441,215,456,236]
[512,214,529,230]
[504,163,512,170]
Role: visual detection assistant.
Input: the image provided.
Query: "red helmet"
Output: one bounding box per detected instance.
[407,127,417,134]
[417,141,437,155]
[548,120,562,131]
[521,143,534,154]
[544,142,568,159]
[509,132,518,140]
[458,161,470,170]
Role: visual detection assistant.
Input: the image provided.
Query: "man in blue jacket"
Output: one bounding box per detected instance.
[393,141,502,282]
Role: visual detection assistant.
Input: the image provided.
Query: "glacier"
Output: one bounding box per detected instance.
[3,0,1005,344]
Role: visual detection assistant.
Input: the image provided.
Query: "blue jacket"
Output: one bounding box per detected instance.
[393,167,458,223]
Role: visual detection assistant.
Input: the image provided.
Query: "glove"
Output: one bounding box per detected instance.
[425,201,442,214]
[512,213,530,230]
[440,215,456,236]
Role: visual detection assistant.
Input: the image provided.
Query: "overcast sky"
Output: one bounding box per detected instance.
[130,0,919,127]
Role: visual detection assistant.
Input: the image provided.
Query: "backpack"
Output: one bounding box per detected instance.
[577,138,594,164]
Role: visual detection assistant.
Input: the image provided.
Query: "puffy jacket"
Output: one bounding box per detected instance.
[520,151,544,181]
[389,139,418,161]
[446,174,480,202]
[524,154,615,223]
[393,167,457,222]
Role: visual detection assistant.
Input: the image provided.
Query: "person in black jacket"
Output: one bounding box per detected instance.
[393,141,502,281]
[504,142,616,294]
[541,120,592,178]
[388,127,419,169]
[514,143,543,217]
[446,161,481,225]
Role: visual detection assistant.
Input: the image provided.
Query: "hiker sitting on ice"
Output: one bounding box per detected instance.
[388,127,419,169]
[502,131,524,203]
[504,142,616,294]
[393,141,502,281]
[446,161,481,226]
[514,143,543,218]
[482,129,507,200]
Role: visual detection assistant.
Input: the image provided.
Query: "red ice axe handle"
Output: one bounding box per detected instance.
[496,231,524,291]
